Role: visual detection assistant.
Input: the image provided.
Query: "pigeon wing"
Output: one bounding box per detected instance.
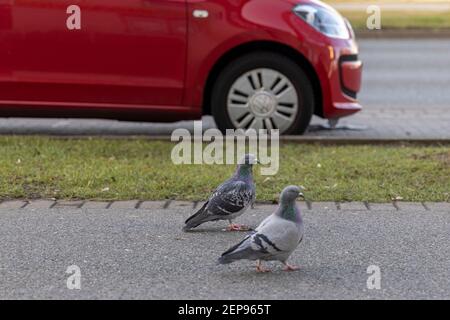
[206,180,254,218]
[252,216,302,257]
[219,215,301,263]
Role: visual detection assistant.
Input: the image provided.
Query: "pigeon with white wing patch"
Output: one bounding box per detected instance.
[218,185,304,272]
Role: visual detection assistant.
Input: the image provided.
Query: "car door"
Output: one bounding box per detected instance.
[0,0,187,108]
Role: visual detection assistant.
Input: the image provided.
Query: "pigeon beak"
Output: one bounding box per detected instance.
[298,192,305,199]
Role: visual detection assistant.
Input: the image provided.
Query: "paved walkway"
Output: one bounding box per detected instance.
[0,201,449,299]
[307,106,450,140]
[1,199,448,211]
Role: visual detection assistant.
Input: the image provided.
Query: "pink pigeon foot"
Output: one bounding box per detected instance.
[283,263,300,271]
[256,260,271,273]
[226,223,252,232]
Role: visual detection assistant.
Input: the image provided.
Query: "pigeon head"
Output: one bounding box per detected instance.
[280,185,304,204]
[278,185,304,222]
[238,154,258,165]
[235,154,258,178]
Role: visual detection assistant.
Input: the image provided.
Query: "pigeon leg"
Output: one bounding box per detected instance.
[282,262,300,271]
[256,260,270,273]
[226,222,252,232]
[226,220,238,231]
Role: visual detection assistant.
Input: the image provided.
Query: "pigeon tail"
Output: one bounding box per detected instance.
[183,201,209,231]
[218,236,255,264]
[218,246,257,264]
[217,255,234,265]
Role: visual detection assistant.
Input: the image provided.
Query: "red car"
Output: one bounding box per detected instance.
[0,0,362,135]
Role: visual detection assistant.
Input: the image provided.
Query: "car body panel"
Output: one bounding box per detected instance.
[0,0,192,119]
[186,0,361,119]
[0,0,362,122]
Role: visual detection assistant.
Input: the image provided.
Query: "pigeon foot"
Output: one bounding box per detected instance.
[256,260,271,273]
[226,223,252,232]
[282,263,300,271]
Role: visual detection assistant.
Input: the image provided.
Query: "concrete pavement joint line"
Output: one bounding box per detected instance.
[105,201,113,209]
[135,201,143,209]
[392,201,400,211]
[422,202,430,211]
[193,201,200,210]
[163,200,171,209]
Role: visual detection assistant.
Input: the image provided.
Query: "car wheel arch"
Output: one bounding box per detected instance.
[202,40,323,118]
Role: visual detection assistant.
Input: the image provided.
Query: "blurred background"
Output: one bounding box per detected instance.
[1,0,449,139]
[328,0,450,31]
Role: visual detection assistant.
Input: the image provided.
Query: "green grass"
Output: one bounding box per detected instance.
[342,10,450,30]
[0,137,448,202]
[323,0,450,30]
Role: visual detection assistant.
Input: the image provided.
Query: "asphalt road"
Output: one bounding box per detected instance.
[359,39,450,109]
[0,38,449,139]
[1,205,450,299]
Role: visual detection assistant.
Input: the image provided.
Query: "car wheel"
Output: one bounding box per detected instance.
[211,52,314,135]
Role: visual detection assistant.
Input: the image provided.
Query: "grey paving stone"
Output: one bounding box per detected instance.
[296,201,309,211]
[26,200,55,209]
[247,203,271,212]
[311,202,337,211]
[368,203,397,211]
[0,200,27,209]
[0,103,448,141]
[395,202,427,211]
[193,201,207,210]
[54,200,85,208]
[425,202,450,212]
[169,201,195,209]
[138,201,166,210]
[253,201,308,212]
[2,199,444,214]
[81,201,110,209]
[109,201,139,209]
[339,202,368,211]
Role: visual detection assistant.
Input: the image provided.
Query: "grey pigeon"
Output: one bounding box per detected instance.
[183,154,257,232]
[218,185,304,272]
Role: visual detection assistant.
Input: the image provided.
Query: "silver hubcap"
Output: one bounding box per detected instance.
[227,68,299,132]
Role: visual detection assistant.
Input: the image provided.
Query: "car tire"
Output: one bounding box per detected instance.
[211,51,314,135]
